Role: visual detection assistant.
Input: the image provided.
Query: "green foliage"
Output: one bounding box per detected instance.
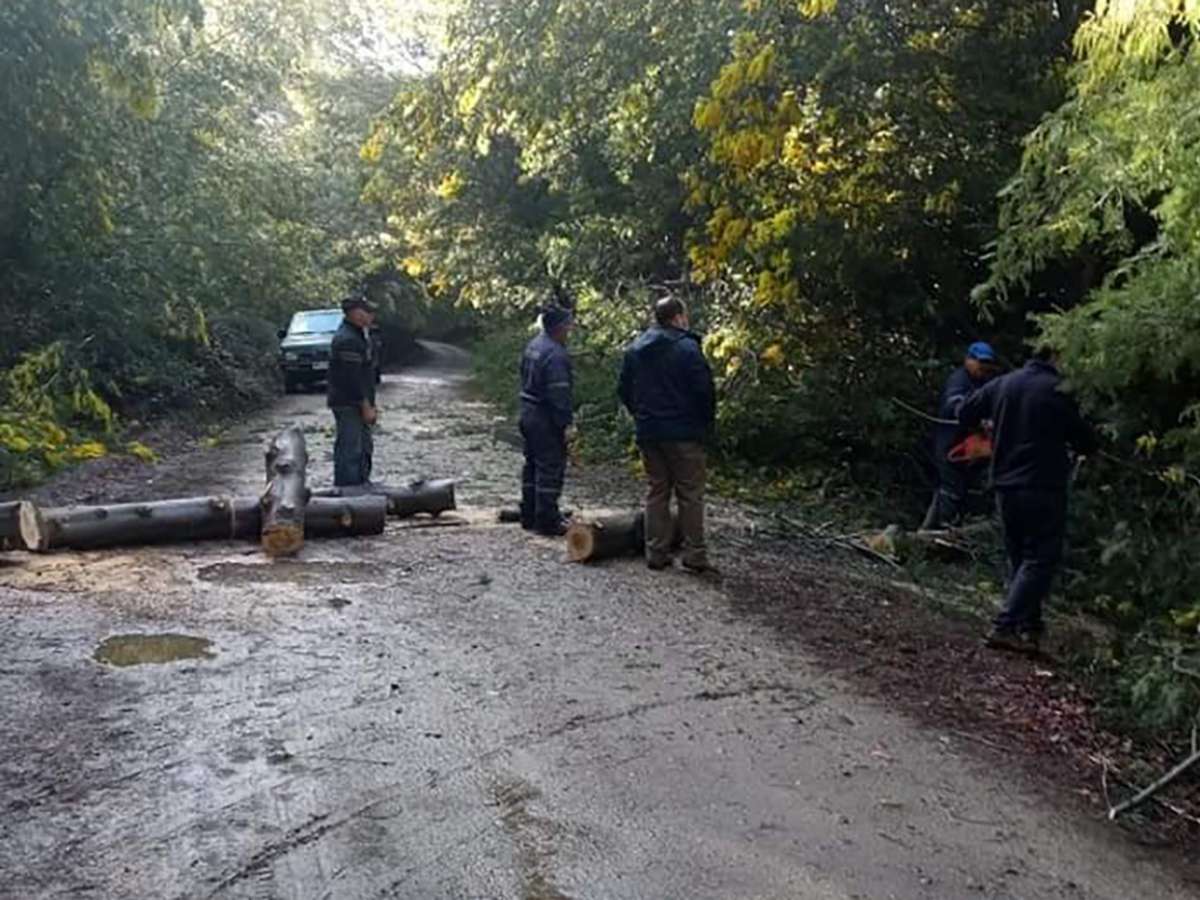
[0,0,424,489]
[981,0,1200,731]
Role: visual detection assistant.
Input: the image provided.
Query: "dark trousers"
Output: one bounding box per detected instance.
[640,441,707,567]
[519,409,566,529]
[332,406,373,487]
[995,488,1067,636]
[922,456,970,529]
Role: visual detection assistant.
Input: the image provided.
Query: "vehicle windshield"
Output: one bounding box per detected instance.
[287,310,343,335]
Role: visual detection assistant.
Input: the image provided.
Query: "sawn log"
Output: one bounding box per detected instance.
[19,496,263,552]
[315,478,456,518]
[566,512,646,563]
[2,500,24,550]
[262,425,309,557]
[18,495,387,553]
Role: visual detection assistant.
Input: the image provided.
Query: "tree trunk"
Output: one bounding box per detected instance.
[566,513,648,563]
[315,478,456,519]
[19,496,263,552]
[1,501,22,550]
[304,495,387,539]
[18,495,386,553]
[261,426,309,557]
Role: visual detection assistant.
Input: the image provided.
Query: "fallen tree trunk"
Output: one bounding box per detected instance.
[2,501,23,550]
[19,496,263,552]
[315,478,456,519]
[262,426,308,558]
[19,495,386,553]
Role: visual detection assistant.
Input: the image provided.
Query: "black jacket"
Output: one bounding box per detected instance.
[327,319,376,409]
[959,359,1098,491]
[519,332,574,429]
[618,326,715,444]
[934,365,987,459]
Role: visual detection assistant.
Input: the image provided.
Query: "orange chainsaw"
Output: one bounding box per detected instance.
[947,431,993,463]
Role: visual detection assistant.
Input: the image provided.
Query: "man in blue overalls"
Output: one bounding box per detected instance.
[921,341,1000,530]
[518,306,574,536]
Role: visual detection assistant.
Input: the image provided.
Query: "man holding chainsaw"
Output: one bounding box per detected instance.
[921,341,1001,530]
[960,346,1098,654]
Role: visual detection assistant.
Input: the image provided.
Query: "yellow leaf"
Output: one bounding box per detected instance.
[69,441,108,461]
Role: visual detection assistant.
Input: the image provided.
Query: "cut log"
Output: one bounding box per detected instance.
[262,426,309,558]
[304,495,387,539]
[315,478,456,519]
[2,501,23,550]
[18,495,386,553]
[19,496,263,552]
[566,512,646,563]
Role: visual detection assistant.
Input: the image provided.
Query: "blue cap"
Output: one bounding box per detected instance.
[967,341,996,362]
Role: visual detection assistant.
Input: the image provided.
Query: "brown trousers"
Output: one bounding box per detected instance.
[640,441,707,567]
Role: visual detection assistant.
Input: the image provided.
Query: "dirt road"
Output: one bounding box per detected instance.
[0,345,1193,899]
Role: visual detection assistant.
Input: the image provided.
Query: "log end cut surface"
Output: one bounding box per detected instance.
[18,502,47,553]
[262,524,304,558]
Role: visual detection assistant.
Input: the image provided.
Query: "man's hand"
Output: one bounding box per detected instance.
[362,402,378,426]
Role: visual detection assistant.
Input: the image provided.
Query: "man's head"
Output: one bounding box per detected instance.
[1032,342,1060,367]
[542,305,574,344]
[342,295,376,329]
[654,296,689,331]
[964,341,999,380]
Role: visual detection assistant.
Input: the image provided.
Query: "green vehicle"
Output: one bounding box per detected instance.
[278,308,382,393]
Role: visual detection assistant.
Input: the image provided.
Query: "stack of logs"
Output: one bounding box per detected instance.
[1,426,455,557]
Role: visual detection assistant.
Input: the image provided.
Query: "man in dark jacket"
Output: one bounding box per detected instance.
[519,306,575,536]
[328,295,378,487]
[960,348,1098,653]
[618,297,716,573]
[921,341,1001,529]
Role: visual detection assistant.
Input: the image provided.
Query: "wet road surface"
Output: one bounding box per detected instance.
[1,344,1194,899]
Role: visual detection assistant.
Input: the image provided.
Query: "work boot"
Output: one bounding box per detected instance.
[536,518,570,537]
[646,556,672,571]
[984,628,1038,656]
[682,561,721,581]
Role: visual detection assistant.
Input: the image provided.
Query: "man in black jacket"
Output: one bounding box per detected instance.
[618,297,716,573]
[960,348,1098,652]
[922,341,1001,530]
[328,295,378,487]
[519,306,575,536]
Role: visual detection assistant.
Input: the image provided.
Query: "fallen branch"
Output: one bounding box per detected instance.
[1106,748,1200,821]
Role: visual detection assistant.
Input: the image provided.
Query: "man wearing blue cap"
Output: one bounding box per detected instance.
[518,305,575,536]
[921,341,1001,530]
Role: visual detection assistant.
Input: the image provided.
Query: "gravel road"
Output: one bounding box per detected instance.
[0,344,1193,900]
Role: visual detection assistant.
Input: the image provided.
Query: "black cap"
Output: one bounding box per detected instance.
[341,294,376,314]
[541,306,573,332]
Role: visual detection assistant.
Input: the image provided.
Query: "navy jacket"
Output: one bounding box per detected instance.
[519,332,574,429]
[934,365,987,459]
[618,326,716,444]
[327,319,376,409]
[959,359,1098,491]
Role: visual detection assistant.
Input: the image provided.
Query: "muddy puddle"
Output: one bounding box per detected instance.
[94,634,214,667]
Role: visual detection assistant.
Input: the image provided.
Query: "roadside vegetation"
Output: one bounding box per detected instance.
[0,0,441,486]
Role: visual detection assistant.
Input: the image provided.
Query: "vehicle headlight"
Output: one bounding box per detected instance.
[284,352,298,361]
